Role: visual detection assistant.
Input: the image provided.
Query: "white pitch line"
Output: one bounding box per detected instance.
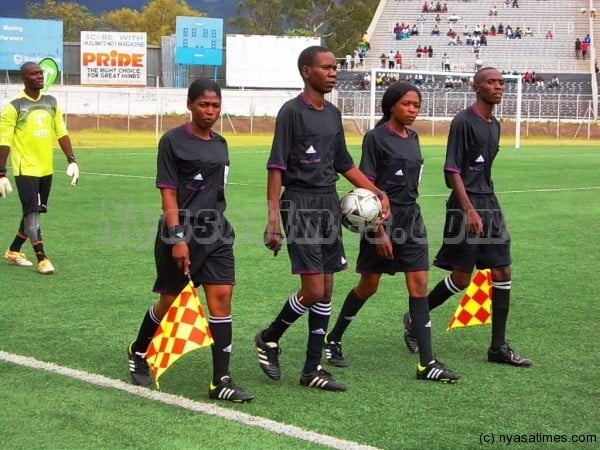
[57,170,250,186]
[419,186,600,198]
[0,351,379,450]
[53,169,600,196]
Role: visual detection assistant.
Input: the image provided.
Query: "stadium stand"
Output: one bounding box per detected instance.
[335,0,598,123]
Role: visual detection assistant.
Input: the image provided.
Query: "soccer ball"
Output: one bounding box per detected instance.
[340,188,382,233]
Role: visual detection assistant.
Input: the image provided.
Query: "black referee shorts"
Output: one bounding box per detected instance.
[357,203,429,275]
[280,188,347,275]
[153,215,235,296]
[433,193,511,273]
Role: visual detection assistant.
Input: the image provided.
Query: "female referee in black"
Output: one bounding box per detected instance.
[324,81,459,383]
[126,79,254,402]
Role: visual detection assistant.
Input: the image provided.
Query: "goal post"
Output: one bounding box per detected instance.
[367,67,523,149]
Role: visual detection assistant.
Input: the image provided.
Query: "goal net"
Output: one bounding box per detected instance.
[361,67,523,148]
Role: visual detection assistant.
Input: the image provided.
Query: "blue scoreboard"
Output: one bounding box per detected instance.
[175,17,223,66]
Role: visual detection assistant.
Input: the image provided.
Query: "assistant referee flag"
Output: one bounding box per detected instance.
[447,269,492,330]
[146,281,213,387]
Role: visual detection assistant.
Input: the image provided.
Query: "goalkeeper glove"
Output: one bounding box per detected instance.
[0,176,13,198]
[66,162,79,186]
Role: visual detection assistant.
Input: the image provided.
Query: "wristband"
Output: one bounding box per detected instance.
[67,155,77,163]
[0,167,6,177]
[168,225,185,239]
[376,190,387,200]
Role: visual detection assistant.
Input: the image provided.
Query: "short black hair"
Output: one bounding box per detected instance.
[20,61,38,75]
[377,81,422,126]
[188,78,221,102]
[297,45,330,74]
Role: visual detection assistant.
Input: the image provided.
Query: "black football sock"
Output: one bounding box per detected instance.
[428,275,462,310]
[9,220,27,252]
[303,301,331,374]
[32,241,47,262]
[132,307,161,354]
[327,289,367,343]
[263,292,307,342]
[490,280,511,349]
[409,296,434,366]
[209,316,232,384]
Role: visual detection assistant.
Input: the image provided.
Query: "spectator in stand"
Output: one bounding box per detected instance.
[380,52,388,68]
[428,45,433,58]
[362,32,371,51]
[432,24,441,35]
[504,0,512,8]
[514,27,523,39]
[422,1,429,13]
[388,50,395,69]
[444,75,454,88]
[548,76,560,89]
[575,38,582,59]
[482,24,489,35]
[416,45,423,58]
[489,24,497,36]
[583,34,591,44]
[512,0,519,7]
[521,71,533,84]
[435,13,442,23]
[524,27,533,37]
[395,51,403,69]
[441,2,448,13]
[411,24,419,36]
[497,23,504,34]
[535,73,545,87]
[581,40,589,60]
[474,55,483,71]
[421,46,429,58]
[442,53,451,71]
[394,22,402,40]
[489,5,498,16]
[546,30,553,39]
[480,34,487,46]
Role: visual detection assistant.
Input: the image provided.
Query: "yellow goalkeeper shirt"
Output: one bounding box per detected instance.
[0,91,68,176]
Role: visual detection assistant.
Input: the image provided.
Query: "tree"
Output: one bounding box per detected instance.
[138,0,204,45]
[229,0,289,36]
[228,0,378,57]
[103,8,143,34]
[26,0,99,41]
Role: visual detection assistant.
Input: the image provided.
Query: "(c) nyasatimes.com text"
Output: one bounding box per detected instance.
[479,432,597,446]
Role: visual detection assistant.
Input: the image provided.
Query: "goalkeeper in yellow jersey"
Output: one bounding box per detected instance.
[0,61,79,274]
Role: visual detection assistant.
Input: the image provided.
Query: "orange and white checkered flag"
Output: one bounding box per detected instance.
[447,269,492,330]
[146,281,213,388]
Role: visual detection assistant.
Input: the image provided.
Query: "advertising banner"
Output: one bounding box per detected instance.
[0,18,63,71]
[81,31,147,86]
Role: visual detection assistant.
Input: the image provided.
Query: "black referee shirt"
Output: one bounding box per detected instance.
[360,122,424,206]
[156,123,229,217]
[267,94,355,190]
[444,106,500,194]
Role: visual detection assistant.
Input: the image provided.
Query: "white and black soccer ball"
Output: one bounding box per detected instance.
[340,188,382,233]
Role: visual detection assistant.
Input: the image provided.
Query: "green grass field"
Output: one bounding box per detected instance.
[1,132,599,449]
